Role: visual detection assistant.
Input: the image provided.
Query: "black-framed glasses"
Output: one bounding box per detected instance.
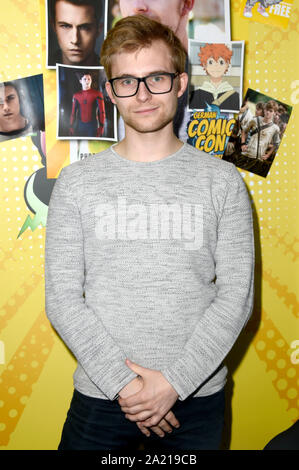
[109,72,179,98]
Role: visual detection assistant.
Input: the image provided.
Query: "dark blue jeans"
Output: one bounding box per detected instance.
[58,388,225,451]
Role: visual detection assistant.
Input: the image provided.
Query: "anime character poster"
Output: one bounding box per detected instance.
[240,0,294,28]
[45,0,108,69]
[0,74,45,144]
[57,64,117,141]
[222,88,292,178]
[188,40,244,114]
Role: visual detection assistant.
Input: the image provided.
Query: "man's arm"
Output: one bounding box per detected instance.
[96,93,105,137]
[45,167,137,400]
[69,97,78,136]
[161,165,255,401]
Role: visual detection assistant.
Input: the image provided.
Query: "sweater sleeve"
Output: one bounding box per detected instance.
[44,167,137,400]
[161,165,255,400]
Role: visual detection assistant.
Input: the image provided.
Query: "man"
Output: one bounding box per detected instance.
[117,0,194,141]
[0,82,33,142]
[69,72,105,137]
[48,0,103,66]
[45,15,254,450]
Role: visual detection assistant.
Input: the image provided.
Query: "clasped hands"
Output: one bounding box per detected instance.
[118,359,180,438]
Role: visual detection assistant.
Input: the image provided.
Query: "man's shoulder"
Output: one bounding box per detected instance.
[183,143,238,176]
[88,88,103,98]
[60,147,113,181]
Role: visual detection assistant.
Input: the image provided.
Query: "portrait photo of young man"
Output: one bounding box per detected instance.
[45,15,255,451]
[46,0,106,68]
[0,75,45,143]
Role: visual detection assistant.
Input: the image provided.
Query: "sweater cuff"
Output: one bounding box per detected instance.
[97,366,138,401]
[161,360,200,401]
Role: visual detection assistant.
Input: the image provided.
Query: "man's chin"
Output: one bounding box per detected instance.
[125,118,174,135]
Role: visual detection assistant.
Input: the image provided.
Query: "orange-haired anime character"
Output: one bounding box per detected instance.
[189,43,240,112]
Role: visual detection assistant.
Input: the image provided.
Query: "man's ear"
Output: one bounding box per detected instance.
[177,72,188,98]
[180,0,195,17]
[105,81,116,104]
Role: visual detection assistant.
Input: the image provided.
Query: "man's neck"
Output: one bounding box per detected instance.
[114,127,183,163]
[263,116,273,124]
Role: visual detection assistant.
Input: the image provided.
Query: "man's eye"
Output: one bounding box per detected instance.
[150,75,165,83]
[60,24,71,29]
[79,25,92,32]
[208,59,214,65]
[219,59,225,65]
[121,79,135,86]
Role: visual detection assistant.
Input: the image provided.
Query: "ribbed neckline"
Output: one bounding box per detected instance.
[110,142,187,166]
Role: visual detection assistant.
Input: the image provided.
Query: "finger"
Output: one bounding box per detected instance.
[149,425,165,438]
[120,403,147,415]
[164,410,180,429]
[125,359,146,375]
[118,392,145,408]
[125,410,153,422]
[154,418,172,434]
[136,422,151,438]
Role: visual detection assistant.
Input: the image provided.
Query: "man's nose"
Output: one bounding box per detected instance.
[136,81,151,101]
[70,27,80,44]
[132,0,149,14]
[3,101,9,112]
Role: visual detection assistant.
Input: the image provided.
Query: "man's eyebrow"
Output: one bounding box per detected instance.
[57,20,95,27]
[114,70,172,78]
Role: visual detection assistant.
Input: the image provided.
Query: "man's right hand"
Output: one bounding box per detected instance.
[119,378,180,438]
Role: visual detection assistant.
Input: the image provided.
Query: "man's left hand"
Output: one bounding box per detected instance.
[117,359,179,427]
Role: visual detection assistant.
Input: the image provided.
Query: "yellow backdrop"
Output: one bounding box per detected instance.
[0,0,298,450]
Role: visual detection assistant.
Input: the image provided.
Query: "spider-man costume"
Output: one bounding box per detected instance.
[70,88,106,137]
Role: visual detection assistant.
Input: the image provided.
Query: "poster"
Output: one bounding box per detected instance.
[0,0,298,452]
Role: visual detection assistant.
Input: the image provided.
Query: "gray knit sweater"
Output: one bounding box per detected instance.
[45,143,254,401]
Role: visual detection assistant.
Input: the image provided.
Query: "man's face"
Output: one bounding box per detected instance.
[105,40,187,135]
[264,107,275,121]
[80,74,92,90]
[53,1,100,65]
[204,57,229,79]
[119,0,185,35]
[0,85,22,131]
[255,107,263,117]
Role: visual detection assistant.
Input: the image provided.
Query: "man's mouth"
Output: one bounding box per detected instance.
[134,107,158,114]
[3,113,13,118]
[68,49,83,55]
